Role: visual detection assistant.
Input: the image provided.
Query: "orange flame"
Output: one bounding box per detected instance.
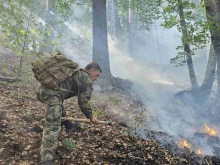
[204,125,216,136]
[181,140,191,149]
[197,149,202,154]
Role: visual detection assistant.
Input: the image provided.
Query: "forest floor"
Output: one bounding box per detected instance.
[0,45,219,165]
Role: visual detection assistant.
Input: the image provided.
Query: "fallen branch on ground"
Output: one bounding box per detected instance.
[0,76,20,82]
[0,103,24,109]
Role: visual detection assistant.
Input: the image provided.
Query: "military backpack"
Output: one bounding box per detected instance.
[32,51,78,89]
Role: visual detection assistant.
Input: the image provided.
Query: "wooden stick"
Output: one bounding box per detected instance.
[34,114,115,125]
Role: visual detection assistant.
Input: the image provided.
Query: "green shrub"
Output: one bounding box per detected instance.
[93,109,106,119]
[62,138,77,151]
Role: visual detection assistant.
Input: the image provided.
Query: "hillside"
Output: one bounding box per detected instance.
[0,45,219,165]
[0,83,213,165]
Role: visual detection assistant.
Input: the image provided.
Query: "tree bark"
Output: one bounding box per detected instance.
[39,0,55,53]
[200,42,216,95]
[178,0,199,89]
[32,39,37,52]
[154,23,162,64]
[194,42,216,103]
[108,0,115,35]
[205,0,220,119]
[114,0,123,36]
[92,0,111,76]
[128,2,135,56]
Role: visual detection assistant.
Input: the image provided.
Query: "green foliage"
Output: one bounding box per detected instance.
[170,52,185,66]
[0,1,43,71]
[133,109,144,135]
[0,1,62,74]
[117,0,161,30]
[53,0,92,58]
[161,0,209,66]
[71,34,91,56]
[124,109,145,135]
[1,63,10,75]
[62,138,77,151]
[0,1,29,52]
[23,108,29,115]
[93,109,106,119]
[56,0,75,19]
[55,0,91,20]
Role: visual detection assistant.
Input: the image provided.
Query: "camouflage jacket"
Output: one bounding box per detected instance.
[36,69,93,119]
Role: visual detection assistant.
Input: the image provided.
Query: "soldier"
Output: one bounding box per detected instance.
[36,62,102,165]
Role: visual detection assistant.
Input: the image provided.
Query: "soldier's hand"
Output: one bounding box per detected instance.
[90,116,98,124]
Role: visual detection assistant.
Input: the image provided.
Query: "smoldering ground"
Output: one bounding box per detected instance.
[39,2,219,157]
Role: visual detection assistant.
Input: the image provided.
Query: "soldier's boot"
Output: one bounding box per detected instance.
[61,120,81,133]
[39,160,53,165]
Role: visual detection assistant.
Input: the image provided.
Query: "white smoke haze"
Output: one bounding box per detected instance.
[51,2,219,156]
[107,27,219,155]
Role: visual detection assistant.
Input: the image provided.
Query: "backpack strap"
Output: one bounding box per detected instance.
[54,87,75,93]
[54,68,89,93]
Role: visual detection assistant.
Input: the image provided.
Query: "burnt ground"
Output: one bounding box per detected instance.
[0,84,216,165]
[0,47,220,165]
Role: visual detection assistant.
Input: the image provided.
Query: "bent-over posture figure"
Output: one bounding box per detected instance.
[36,62,101,165]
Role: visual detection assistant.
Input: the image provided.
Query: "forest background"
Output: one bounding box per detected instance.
[1,0,220,161]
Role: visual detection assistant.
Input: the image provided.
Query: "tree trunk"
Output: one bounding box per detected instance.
[128,3,135,56]
[114,0,123,36]
[92,0,111,77]
[205,0,220,120]
[212,0,220,120]
[178,0,199,89]
[194,42,216,103]
[200,43,216,92]
[108,0,115,35]
[154,23,162,64]
[32,39,37,52]
[39,0,55,53]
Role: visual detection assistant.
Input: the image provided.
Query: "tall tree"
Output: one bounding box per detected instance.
[92,0,112,77]
[0,0,43,73]
[177,0,199,89]
[162,0,208,90]
[205,0,220,119]
[117,0,161,54]
[128,0,137,56]
[108,0,116,35]
[191,0,217,103]
[201,43,216,92]
[194,42,216,103]
[114,0,123,36]
[39,0,56,53]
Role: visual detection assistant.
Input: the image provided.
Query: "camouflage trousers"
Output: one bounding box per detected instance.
[36,85,65,161]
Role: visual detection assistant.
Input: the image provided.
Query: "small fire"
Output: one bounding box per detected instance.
[204,125,216,136]
[197,149,202,154]
[181,140,191,149]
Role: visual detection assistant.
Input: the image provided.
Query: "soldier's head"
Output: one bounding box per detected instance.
[85,62,102,81]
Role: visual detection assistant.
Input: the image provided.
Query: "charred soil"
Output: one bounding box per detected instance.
[0,48,219,165]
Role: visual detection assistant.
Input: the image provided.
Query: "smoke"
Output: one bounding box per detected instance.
[45,1,219,156]
[107,26,219,156]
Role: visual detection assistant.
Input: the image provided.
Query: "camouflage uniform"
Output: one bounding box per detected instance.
[36,69,93,161]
